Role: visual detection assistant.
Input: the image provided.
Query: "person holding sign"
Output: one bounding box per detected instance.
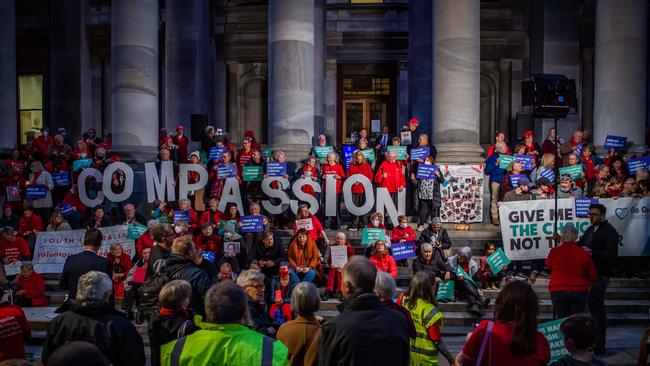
[172,198,199,232]
[522,130,542,164]
[310,134,339,167]
[398,271,455,365]
[560,130,584,167]
[14,262,48,307]
[554,174,583,199]
[447,247,489,313]
[293,204,329,253]
[287,229,321,284]
[0,227,31,278]
[500,159,526,201]
[369,240,397,278]
[299,157,319,198]
[323,232,354,301]
[242,202,270,254]
[346,151,374,231]
[562,153,586,190]
[478,243,508,290]
[208,151,237,200]
[412,156,445,231]
[235,137,254,175]
[26,161,54,221]
[485,142,509,225]
[268,262,298,323]
[411,243,451,283]
[374,150,406,225]
[321,152,345,230]
[243,150,266,205]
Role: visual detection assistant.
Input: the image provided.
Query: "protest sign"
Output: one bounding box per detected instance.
[330,245,349,268]
[456,266,476,286]
[72,158,92,171]
[498,155,515,169]
[416,164,439,179]
[371,119,381,133]
[26,185,47,200]
[540,168,556,182]
[6,186,20,202]
[240,216,264,233]
[314,146,334,158]
[209,146,227,160]
[559,165,583,179]
[575,198,598,218]
[628,156,650,175]
[387,146,407,160]
[217,163,237,179]
[342,145,355,171]
[604,135,627,149]
[538,318,570,363]
[201,251,216,263]
[295,218,313,231]
[361,149,376,163]
[3,261,21,276]
[266,162,286,177]
[127,223,149,240]
[224,242,241,254]
[218,220,238,235]
[32,226,135,273]
[509,174,527,188]
[485,248,511,275]
[439,164,484,223]
[410,147,430,161]
[243,166,264,181]
[173,210,190,223]
[56,203,73,216]
[362,228,386,245]
[52,172,70,187]
[391,242,416,261]
[435,280,454,301]
[515,154,535,171]
[400,131,412,145]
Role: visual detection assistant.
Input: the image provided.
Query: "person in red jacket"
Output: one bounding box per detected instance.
[172,198,199,233]
[293,204,329,251]
[545,225,597,319]
[391,215,416,244]
[172,125,189,163]
[369,240,397,278]
[299,157,319,197]
[486,132,510,157]
[374,150,406,226]
[195,223,220,253]
[108,243,132,299]
[321,152,345,230]
[323,232,355,301]
[14,262,49,307]
[0,227,31,275]
[2,165,26,211]
[235,137,254,176]
[347,150,374,231]
[31,127,54,158]
[60,185,86,229]
[17,206,44,237]
[0,300,30,361]
[199,198,221,228]
[135,220,157,258]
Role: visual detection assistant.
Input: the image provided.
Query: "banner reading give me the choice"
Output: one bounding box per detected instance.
[498,197,650,260]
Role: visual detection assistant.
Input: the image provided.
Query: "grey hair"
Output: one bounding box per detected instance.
[20,262,34,270]
[336,232,347,240]
[561,225,579,242]
[290,282,321,317]
[326,152,338,162]
[495,141,507,149]
[342,256,377,294]
[458,246,473,260]
[235,269,265,289]
[421,243,433,252]
[374,271,396,299]
[205,282,248,324]
[179,198,191,206]
[147,219,158,228]
[273,150,285,161]
[385,150,396,159]
[76,271,112,302]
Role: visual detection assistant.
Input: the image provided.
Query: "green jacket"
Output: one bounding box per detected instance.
[161,315,289,366]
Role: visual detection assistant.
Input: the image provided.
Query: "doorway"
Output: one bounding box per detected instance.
[342,99,388,143]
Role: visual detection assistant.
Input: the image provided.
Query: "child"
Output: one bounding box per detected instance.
[478,242,507,290]
[550,315,606,366]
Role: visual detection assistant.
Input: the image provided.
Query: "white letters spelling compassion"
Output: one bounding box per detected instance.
[77,162,406,224]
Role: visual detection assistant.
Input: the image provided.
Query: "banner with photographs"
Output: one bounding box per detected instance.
[439,164,484,223]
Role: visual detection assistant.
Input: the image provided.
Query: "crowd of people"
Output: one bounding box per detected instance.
[0,121,647,365]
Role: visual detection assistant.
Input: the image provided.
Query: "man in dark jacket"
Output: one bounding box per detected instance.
[319,256,410,366]
[147,224,174,278]
[578,203,619,355]
[236,269,279,337]
[43,271,145,366]
[119,203,148,226]
[60,228,112,299]
[411,242,451,282]
[164,236,212,316]
[249,231,286,278]
[417,217,452,256]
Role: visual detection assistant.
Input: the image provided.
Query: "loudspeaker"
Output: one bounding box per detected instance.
[190,114,208,142]
[522,74,576,118]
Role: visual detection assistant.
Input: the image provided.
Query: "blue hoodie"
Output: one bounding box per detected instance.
[485,152,506,184]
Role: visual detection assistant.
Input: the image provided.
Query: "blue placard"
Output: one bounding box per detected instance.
[628,156,650,175]
[515,154,535,171]
[540,168,556,182]
[266,162,287,177]
[416,164,438,179]
[173,210,190,223]
[217,163,237,179]
[575,198,598,218]
[342,145,356,171]
[410,147,430,161]
[56,203,74,216]
[209,146,227,160]
[52,172,70,187]
[26,185,47,200]
[202,251,216,263]
[72,158,92,171]
[509,174,527,188]
[239,215,264,233]
[604,135,627,149]
[392,241,416,261]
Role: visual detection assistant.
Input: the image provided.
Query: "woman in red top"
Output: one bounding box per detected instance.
[208,150,239,200]
[455,281,550,366]
[347,150,374,230]
[235,137,254,176]
[172,198,199,233]
[374,150,406,227]
[324,232,355,300]
[522,130,542,165]
[135,220,157,258]
[581,144,597,180]
[369,240,397,278]
[195,223,220,253]
[292,204,329,247]
[321,152,345,229]
[17,207,44,236]
[199,198,221,228]
[60,185,86,229]
[14,262,48,307]
[172,125,189,163]
[299,157,319,197]
[391,215,416,244]
[71,140,90,160]
[107,244,132,299]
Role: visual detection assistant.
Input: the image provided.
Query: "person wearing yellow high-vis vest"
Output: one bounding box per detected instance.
[399,272,454,366]
[161,282,289,366]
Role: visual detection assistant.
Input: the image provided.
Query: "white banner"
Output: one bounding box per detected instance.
[499,198,650,260]
[439,164,484,223]
[32,225,136,274]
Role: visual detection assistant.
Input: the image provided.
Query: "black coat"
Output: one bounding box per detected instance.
[417,227,453,252]
[318,292,410,366]
[59,250,113,299]
[146,243,171,278]
[249,241,287,278]
[43,300,145,366]
[578,220,620,277]
[411,254,449,280]
[147,310,197,366]
[247,296,278,337]
[164,255,212,315]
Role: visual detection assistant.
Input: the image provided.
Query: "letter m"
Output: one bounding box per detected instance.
[145,161,176,203]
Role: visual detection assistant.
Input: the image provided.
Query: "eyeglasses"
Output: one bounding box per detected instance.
[246,284,265,289]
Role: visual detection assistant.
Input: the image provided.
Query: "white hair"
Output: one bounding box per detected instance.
[561,225,579,242]
[336,232,347,240]
[235,270,265,289]
[76,271,113,302]
[374,271,396,299]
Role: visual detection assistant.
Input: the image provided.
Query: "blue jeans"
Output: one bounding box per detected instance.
[290,268,317,283]
[550,291,588,319]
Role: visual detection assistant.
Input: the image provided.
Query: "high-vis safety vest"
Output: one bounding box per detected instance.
[161,315,289,366]
[403,297,444,366]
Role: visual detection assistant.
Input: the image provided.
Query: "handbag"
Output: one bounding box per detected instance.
[476,320,494,366]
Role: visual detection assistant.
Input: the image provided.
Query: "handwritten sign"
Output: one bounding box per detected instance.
[330,245,349,268]
[485,248,511,275]
[217,163,237,179]
[509,174,528,188]
[387,146,407,160]
[361,149,376,163]
[52,172,70,187]
[391,242,416,261]
[314,146,334,158]
[362,228,386,245]
[173,210,190,223]
[240,216,264,233]
[72,158,92,172]
[575,198,598,218]
[416,164,439,180]
[436,280,454,301]
[26,185,47,200]
[515,154,535,171]
[4,261,22,276]
[242,166,264,181]
[295,218,313,231]
[127,223,149,240]
[209,146,227,160]
[604,135,627,149]
[400,131,412,145]
[266,162,286,177]
[538,318,570,363]
[498,155,515,169]
[559,165,583,180]
[410,147,430,161]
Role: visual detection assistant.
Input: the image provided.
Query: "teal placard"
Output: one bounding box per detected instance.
[485,248,511,275]
[72,158,92,171]
[538,318,570,363]
[127,223,148,240]
[314,146,334,158]
[361,148,376,163]
[387,146,407,160]
[456,265,476,286]
[559,165,583,179]
[362,228,385,245]
[263,148,273,158]
[498,155,515,169]
[242,166,264,181]
[436,280,455,301]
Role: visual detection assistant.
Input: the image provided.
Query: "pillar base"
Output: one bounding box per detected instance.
[110,145,160,164]
[271,144,313,165]
[434,142,485,164]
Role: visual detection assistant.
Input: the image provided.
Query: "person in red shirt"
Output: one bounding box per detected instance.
[486,132,510,157]
[391,215,416,244]
[60,185,86,229]
[135,220,157,258]
[17,206,44,237]
[323,232,355,300]
[0,300,30,361]
[581,144,597,181]
[195,223,220,253]
[292,204,329,249]
[366,212,390,240]
[374,150,406,226]
[14,262,49,307]
[369,240,397,278]
[347,150,374,231]
[172,198,199,233]
[321,152,345,229]
[522,130,542,165]
[235,137,254,176]
[199,198,221,228]
[0,227,31,270]
[172,125,189,163]
[108,243,132,299]
[455,281,551,366]
[244,130,261,150]
[2,164,26,211]
[299,157,319,198]
[31,127,54,158]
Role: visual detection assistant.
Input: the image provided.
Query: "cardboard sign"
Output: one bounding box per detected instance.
[391,242,416,261]
[400,131,412,145]
[416,164,439,180]
[56,203,74,216]
[209,146,227,160]
[509,174,528,188]
[242,166,264,182]
[266,162,287,177]
[485,248,511,275]
[342,145,355,171]
[559,165,583,180]
[361,149,376,163]
[498,155,515,169]
[456,265,476,286]
[410,147,430,161]
[330,245,349,268]
[628,156,650,175]
[224,242,241,254]
[314,146,334,158]
[575,198,598,218]
[436,280,454,301]
[538,318,570,363]
[52,172,70,187]
[371,119,381,133]
[26,185,47,200]
[239,215,264,233]
[387,146,407,160]
[127,223,149,240]
[4,261,22,276]
[604,135,627,149]
[362,228,386,245]
[173,210,190,223]
[540,168,556,182]
[72,158,92,171]
[295,218,313,231]
[515,154,535,171]
[6,186,20,202]
[217,163,237,179]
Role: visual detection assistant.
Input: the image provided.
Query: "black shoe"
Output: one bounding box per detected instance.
[481,298,491,309]
[135,311,145,325]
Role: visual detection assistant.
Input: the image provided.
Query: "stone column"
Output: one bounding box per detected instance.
[226,62,241,144]
[408,0,433,137]
[313,0,326,138]
[324,59,338,142]
[111,0,159,161]
[0,0,16,153]
[433,0,483,162]
[580,48,594,135]
[268,0,315,161]
[498,59,512,137]
[594,0,647,148]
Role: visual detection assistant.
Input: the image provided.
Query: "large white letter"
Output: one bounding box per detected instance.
[218,177,244,214]
[78,168,104,207]
[261,177,290,215]
[178,164,208,200]
[376,187,406,225]
[342,174,374,216]
[325,175,337,217]
[102,162,134,203]
[291,178,320,215]
[145,161,176,203]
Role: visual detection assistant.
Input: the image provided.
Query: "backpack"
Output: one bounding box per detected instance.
[138,262,190,313]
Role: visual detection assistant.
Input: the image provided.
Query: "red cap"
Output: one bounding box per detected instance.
[408,118,420,126]
[245,130,254,138]
[111,154,122,162]
[176,125,184,130]
[523,130,534,138]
